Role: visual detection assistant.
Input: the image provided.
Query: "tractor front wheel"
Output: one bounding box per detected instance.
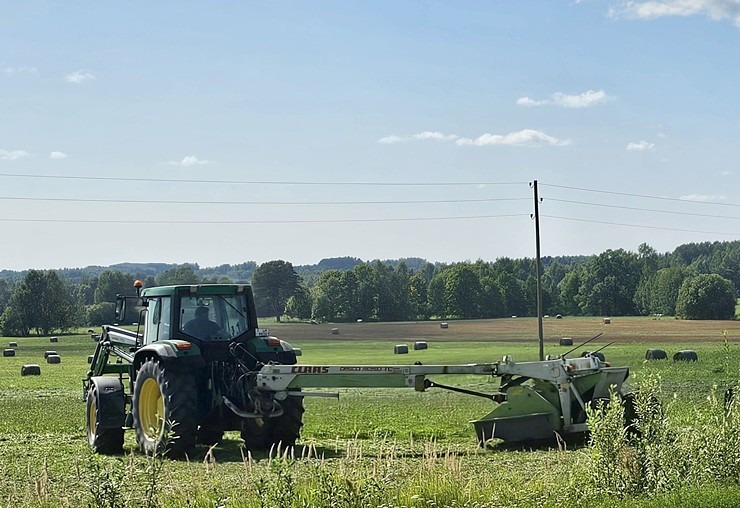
[132,358,199,457]
[86,377,125,455]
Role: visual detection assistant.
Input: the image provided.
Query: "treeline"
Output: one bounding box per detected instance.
[0,241,738,336]
[280,243,736,323]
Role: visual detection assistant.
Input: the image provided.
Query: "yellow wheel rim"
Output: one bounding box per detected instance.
[139,378,165,441]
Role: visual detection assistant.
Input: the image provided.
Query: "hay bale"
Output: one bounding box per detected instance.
[556,314,562,319]
[673,350,698,362]
[50,336,58,343]
[46,354,61,364]
[581,351,605,362]
[559,338,573,346]
[645,348,668,360]
[44,351,57,359]
[21,364,41,376]
[9,342,18,348]
[330,328,339,335]
[440,322,448,329]
[3,348,15,357]
[394,344,409,354]
[603,318,611,324]
[413,341,428,350]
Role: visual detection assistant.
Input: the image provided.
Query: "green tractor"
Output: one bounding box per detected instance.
[83,283,303,456]
[85,282,632,456]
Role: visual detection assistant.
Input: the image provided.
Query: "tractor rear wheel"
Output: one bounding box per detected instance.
[132,358,199,457]
[86,377,125,455]
[241,395,304,452]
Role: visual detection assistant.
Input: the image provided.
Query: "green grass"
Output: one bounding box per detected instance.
[1,321,740,507]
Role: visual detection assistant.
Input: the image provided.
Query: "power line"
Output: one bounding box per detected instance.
[546,198,740,220]
[544,215,739,237]
[0,195,530,206]
[0,172,528,187]
[0,213,528,225]
[542,183,740,208]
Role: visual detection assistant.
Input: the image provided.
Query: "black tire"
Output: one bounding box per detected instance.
[241,395,304,452]
[86,379,125,455]
[132,358,199,457]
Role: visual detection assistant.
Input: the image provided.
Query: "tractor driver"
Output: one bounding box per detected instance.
[183,306,224,340]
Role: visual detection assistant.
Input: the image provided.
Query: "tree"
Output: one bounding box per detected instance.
[251,260,300,322]
[311,270,346,322]
[0,270,76,336]
[87,302,116,326]
[155,265,200,286]
[94,270,136,304]
[675,274,736,320]
[579,249,640,316]
[443,264,482,318]
[285,285,312,321]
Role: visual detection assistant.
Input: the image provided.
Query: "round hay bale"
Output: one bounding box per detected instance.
[330,328,339,335]
[603,318,611,324]
[3,348,16,357]
[559,337,573,346]
[21,364,41,376]
[87,355,94,364]
[394,344,409,354]
[413,341,428,350]
[581,351,605,362]
[46,354,61,364]
[645,348,668,360]
[440,322,448,329]
[9,342,18,348]
[556,314,562,319]
[50,336,58,343]
[673,350,698,362]
[44,351,57,359]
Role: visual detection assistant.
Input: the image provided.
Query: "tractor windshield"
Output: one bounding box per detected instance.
[179,294,249,341]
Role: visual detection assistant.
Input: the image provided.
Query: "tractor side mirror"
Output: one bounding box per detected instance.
[115,296,146,324]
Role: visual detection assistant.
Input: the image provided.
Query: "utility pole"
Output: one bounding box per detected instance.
[532,180,544,361]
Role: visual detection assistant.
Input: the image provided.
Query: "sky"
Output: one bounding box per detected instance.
[1,0,740,271]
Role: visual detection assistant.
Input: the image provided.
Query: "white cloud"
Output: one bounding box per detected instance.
[680,193,727,201]
[609,1,740,27]
[50,151,67,159]
[456,129,571,147]
[412,131,460,141]
[380,129,570,147]
[516,89,613,108]
[0,149,31,160]
[720,170,734,175]
[2,65,38,75]
[378,135,405,144]
[65,70,95,84]
[626,140,655,151]
[168,155,213,166]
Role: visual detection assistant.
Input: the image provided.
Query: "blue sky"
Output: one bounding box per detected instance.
[1,1,739,271]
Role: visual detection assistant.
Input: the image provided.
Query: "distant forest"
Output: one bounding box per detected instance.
[0,241,738,336]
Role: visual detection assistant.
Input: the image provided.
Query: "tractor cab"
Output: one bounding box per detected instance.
[133,284,259,346]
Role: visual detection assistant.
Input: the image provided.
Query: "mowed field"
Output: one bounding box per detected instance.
[269,315,740,343]
[1,317,740,507]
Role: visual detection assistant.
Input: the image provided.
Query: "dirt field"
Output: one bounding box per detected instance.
[268,316,740,343]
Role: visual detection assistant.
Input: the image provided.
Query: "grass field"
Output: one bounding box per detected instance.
[1,317,740,507]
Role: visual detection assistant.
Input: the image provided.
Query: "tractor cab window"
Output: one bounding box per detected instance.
[179,294,249,341]
[144,297,171,345]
